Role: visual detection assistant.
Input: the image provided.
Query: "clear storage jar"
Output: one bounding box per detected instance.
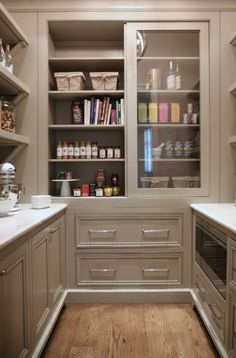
[1,100,15,133]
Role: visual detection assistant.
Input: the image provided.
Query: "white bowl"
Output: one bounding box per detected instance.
[31,195,51,209]
[0,198,15,216]
[152,147,162,158]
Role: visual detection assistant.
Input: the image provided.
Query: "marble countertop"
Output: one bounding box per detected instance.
[0,203,67,250]
[191,203,236,234]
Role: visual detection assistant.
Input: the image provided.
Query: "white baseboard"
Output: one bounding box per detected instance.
[66,288,192,304]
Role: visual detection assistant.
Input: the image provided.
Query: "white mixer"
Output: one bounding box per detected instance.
[0,163,22,215]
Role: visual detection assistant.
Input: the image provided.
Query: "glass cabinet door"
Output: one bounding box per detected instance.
[126,22,209,196]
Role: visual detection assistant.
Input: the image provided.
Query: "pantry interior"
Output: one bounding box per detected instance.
[1,0,236,357]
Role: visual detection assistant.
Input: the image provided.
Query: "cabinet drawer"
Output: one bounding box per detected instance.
[230,242,236,287]
[76,253,182,287]
[196,271,225,338]
[76,216,182,248]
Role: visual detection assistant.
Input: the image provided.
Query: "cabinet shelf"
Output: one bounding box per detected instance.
[0,2,28,45]
[49,124,125,130]
[0,65,30,104]
[0,129,29,145]
[49,90,124,100]
[49,158,125,162]
[49,57,124,72]
[138,158,200,162]
[138,90,199,94]
[137,56,199,61]
[138,124,200,128]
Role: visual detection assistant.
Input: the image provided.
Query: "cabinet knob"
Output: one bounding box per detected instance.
[51,227,56,233]
[0,269,6,276]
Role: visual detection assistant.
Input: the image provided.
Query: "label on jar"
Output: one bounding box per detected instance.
[114,148,121,158]
[57,147,62,158]
[80,146,85,158]
[95,188,103,197]
[107,148,113,158]
[99,148,106,159]
[68,147,74,158]
[74,147,80,158]
[174,141,183,157]
[62,147,68,157]
[92,146,98,158]
[73,188,81,197]
[86,146,92,158]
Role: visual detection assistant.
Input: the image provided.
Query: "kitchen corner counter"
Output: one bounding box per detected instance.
[191,203,236,234]
[0,203,67,250]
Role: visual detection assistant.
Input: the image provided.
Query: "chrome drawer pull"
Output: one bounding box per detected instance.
[208,303,222,320]
[88,229,116,234]
[0,269,6,276]
[89,268,116,274]
[142,229,169,234]
[142,268,169,274]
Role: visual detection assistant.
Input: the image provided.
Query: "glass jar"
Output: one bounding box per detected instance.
[111,174,119,186]
[99,146,106,159]
[68,142,74,159]
[62,141,68,159]
[107,146,113,158]
[1,100,15,133]
[96,168,105,187]
[80,141,86,159]
[91,142,98,159]
[114,146,121,159]
[85,141,92,159]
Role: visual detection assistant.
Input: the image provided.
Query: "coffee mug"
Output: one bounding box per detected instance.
[146,68,162,90]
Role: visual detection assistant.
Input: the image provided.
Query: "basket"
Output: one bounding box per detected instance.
[140,176,169,188]
[90,72,119,90]
[54,72,85,91]
[172,176,200,188]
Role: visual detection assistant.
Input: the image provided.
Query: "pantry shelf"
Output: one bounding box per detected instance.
[137,56,199,61]
[0,2,28,45]
[49,124,125,130]
[48,90,124,100]
[138,124,200,128]
[0,65,30,104]
[49,158,125,162]
[138,158,200,162]
[49,57,124,72]
[138,89,200,94]
[0,129,29,145]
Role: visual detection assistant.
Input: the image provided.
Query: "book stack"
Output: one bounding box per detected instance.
[83,97,124,125]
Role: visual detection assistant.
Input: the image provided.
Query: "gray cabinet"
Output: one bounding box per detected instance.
[0,241,30,358]
[32,215,65,345]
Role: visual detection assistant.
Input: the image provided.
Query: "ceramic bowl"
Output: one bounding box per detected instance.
[0,198,15,216]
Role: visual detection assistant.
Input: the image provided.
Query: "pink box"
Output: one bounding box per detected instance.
[159,103,169,123]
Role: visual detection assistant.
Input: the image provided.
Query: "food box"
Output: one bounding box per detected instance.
[90,72,119,90]
[172,176,200,188]
[54,72,85,91]
[140,176,169,188]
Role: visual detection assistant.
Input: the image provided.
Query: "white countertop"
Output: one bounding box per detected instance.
[191,203,236,234]
[0,203,67,250]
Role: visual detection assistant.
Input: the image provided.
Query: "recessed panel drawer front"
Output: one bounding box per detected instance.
[76,253,182,286]
[230,243,236,287]
[76,217,182,247]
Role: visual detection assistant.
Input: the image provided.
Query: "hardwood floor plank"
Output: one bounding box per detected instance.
[41,304,218,358]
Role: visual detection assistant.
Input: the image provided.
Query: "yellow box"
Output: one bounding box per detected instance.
[171,103,180,123]
[148,103,158,123]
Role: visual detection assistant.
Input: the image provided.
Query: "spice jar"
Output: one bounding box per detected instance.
[1,100,15,133]
[68,142,74,159]
[62,141,68,159]
[104,185,113,197]
[95,187,103,197]
[86,141,92,159]
[73,187,81,197]
[91,142,98,159]
[79,141,86,159]
[96,168,105,187]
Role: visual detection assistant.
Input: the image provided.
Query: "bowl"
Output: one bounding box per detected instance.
[0,198,15,216]
[152,147,162,158]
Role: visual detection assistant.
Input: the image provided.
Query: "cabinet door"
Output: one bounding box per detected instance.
[126,22,209,196]
[32,228,51,342]
[0,242,30,358]
[48,216,65,306]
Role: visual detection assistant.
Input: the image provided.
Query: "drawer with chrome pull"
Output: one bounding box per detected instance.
[76,216,182,248]
[76,252,182,287]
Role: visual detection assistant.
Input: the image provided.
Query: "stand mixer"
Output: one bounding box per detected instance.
[0,163,22,210]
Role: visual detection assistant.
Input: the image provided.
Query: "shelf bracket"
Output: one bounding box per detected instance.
[2,143,26,163]
[12,92,27,106]
[11,41,26,57]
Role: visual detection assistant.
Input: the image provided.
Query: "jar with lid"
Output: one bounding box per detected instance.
[74,141,80,159]
[68,142,74,159]
[91,142,98,159]
[114,146,121,159]
[107,146,113,159]
[79,141,86,159]
[57,141,62,159]
[72,101,83,124]
[1,100,15,133]
[96,168,106,187]
[111,174,119,186]
[98,146,106,159]
[85,141,92,159]
[62,141,68,159]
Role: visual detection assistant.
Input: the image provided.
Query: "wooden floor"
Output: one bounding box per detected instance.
[41,304,219,358]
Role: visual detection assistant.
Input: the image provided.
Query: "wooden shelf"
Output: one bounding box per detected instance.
[0,64,30,104]
[0,129,29,145]
[0,2,28,45]
[138,124,200,128]
[138,158,200,162]
[49,90,124,100]
[49,124,125,130]
[229,82,236,96]
[137,56,199,61]
[49,158,125,162]
[138,90,200,94]
[49,57,124,72]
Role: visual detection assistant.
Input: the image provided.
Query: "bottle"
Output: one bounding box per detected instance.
[62,141,68,159]
[85,141,92,159]
[5,44,13,73]
[167,61,175,90]
[68,142,74,159]
[79,141,86,159]
[91,141,98,159]
[0,39,5,67]
[74,141,80,159]
[175,64,181,90]
[56,141,62,159]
